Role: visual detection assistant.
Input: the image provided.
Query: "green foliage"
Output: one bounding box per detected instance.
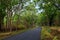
[13,14,19,22]
[53,36,58,40]
[1,0,60,31]
[11,0,20,6]
[41,27,53,40]
[20,10,37,27]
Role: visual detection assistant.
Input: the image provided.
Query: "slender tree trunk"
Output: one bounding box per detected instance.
[49,19,52,26]
[6,8,12,32]
[49,17,54,26]
[0,20,2,31]
[0,18,4,31]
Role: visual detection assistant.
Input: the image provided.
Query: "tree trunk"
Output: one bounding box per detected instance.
[0,23,1,31]
[0,18,4,31]
[6,8,12,32]
[49,17,54,26]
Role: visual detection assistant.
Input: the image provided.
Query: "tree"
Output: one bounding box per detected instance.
[0,0,23,31]
[0,0,7,31]
[37,0,60,26]
[20,10,37,28]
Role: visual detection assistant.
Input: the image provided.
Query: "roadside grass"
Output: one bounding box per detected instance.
[41,26,60,40]
[0,27,37,40]
[0,32,11,40]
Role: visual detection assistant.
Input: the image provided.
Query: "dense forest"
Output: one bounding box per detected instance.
[0,0,60,32]
[0,0,60,40]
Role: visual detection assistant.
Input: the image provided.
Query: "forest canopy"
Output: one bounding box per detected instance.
[0,0,60,31]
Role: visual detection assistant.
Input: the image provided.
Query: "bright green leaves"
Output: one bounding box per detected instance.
[13,14,19,22]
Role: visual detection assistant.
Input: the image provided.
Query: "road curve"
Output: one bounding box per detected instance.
[4,27,41,40]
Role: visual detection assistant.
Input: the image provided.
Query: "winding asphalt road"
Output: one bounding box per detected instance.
[4,27,41,40]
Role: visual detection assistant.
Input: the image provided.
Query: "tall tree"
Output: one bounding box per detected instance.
[0,0,23,31]
[0,0,7,31]
[38,0,60,26]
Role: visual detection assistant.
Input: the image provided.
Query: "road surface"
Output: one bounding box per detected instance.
[4,27,41,40]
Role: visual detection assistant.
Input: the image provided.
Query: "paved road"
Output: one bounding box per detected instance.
[4,27,41,40]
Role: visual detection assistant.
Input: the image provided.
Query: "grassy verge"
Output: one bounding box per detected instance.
[41,26,60,40]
